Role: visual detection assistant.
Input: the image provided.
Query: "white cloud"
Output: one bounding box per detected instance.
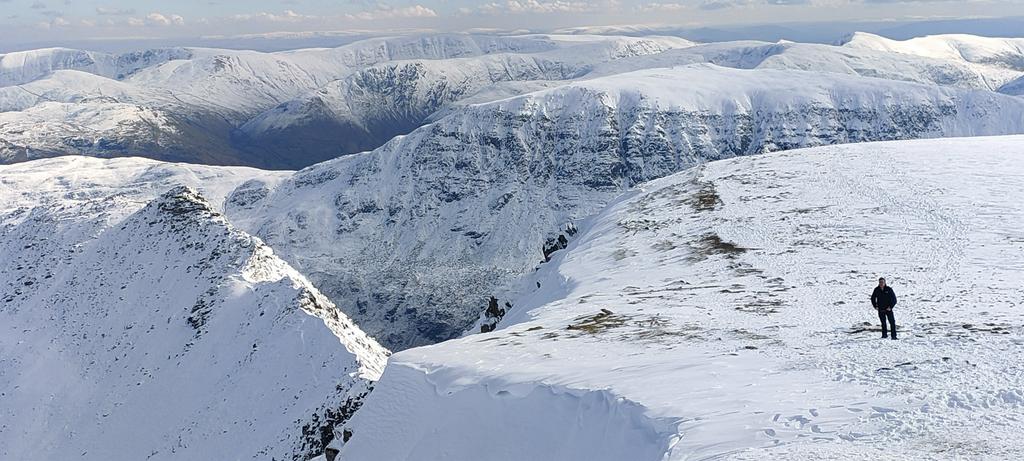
[228,6,437,24]
[638,2,689,11]
[230,9,313,23]
[35,15,69,29]
[467,0,611,15]
[343,5,438,20]
[95,6,136,16]
[144,12,185,26]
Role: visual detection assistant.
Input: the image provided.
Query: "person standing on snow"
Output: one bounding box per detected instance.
[871,277,898,340]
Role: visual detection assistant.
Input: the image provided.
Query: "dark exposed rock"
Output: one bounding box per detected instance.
[297,387,371,461]
[479,296,508,333]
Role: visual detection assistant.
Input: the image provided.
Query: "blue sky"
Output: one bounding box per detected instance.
[2,0,1023,47]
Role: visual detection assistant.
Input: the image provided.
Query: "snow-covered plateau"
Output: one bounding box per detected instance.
[336,135,1024,460]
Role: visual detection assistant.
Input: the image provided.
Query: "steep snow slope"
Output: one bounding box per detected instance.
[236,36,693,164]
[0,157,387,460]
[337,135,1024,460]
[231,64,1024,349]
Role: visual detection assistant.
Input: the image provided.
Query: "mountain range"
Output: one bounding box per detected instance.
[2,32,1022,169]
[2,31,1024,461]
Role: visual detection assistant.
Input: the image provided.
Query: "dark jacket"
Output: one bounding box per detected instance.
[871,286,897,310]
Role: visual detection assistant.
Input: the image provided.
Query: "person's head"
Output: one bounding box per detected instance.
[878,277,886,288]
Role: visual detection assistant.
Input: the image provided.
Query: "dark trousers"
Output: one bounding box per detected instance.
[878,309,896,339]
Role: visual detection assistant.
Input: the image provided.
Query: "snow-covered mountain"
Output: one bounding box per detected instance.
[841,32,1024,87]
[231,64,1024,349]
[235,36,693,165]
[0,70,171,112]
[335,135,1024,460]
[841,32,1024,70]
[4,32,1022,169]
[0,70,250,165]
[0,103,242,165]
[237,34,1024,166]
[0,157,387,460]
[617,39,1022,91]
[0,47,195,87]
[5,31,1024,461]
[0,34,692,168]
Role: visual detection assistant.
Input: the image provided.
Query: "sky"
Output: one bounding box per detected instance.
[1,0,1023,50]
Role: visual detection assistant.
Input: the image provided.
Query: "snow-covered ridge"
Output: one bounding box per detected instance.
[0,69,254,166]
[0,47,195,87]
[0,100,248,166]
[121,34,636,119]
[597,38,1022,91]
[235,35,693,165]
[0,34,694,168]
[0,70,173,112]
[4,32,1023,169]
[0,155,288,212]
[0,34,561,90]
[238,32,1024,168]
[231,63,1024,350]
[0,158,386,460]
[842,32,1024,72]
[339,135,1024,460]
